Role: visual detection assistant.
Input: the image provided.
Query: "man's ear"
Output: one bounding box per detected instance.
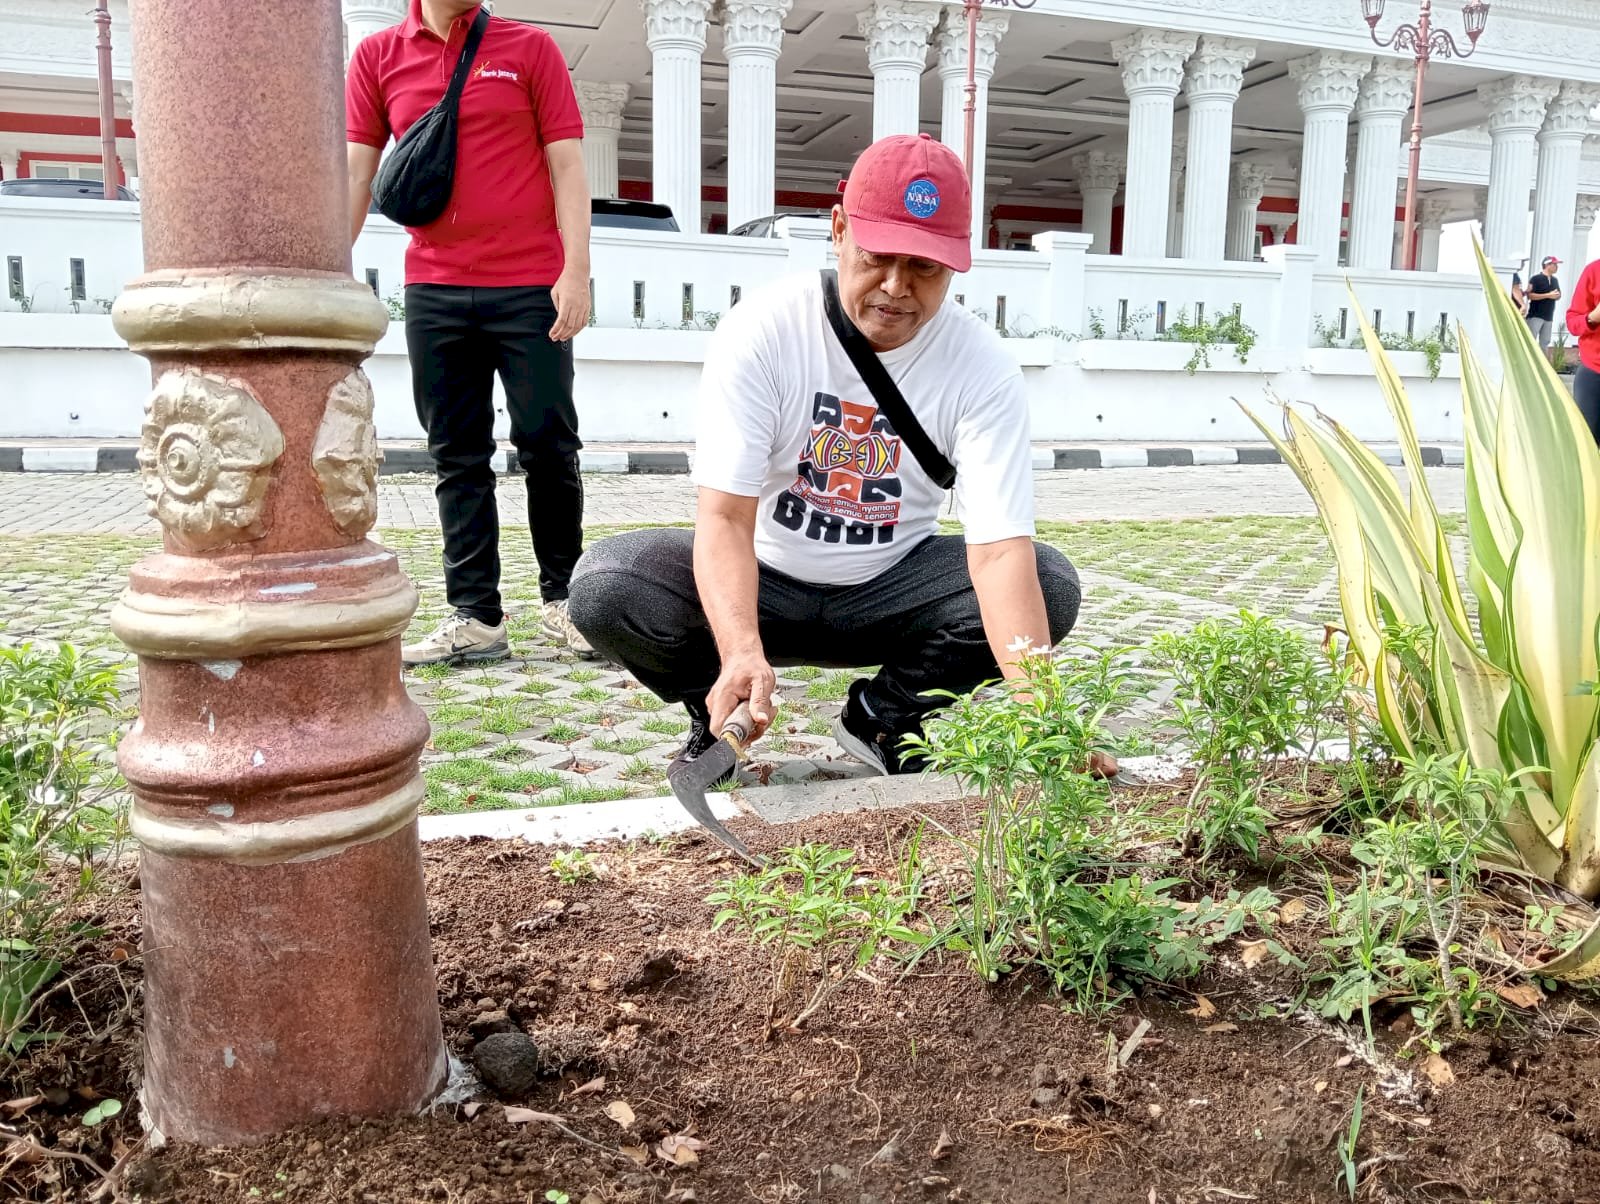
[831,206,847,249]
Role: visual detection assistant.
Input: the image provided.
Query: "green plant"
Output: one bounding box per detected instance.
[1551,330,1571,374]
[0,644,127,1058]
[383,289,405,321]
[1193,775,1275,864]
[82,1098,121,1127]
[1162,307,1258,374]
[1348,325,1458,381]
[1087,308,1107,340]
[707,843,920,1028]
[1243,242,1600,946]
[1314,313,1344,348]
[1337,1086,1364,1200]
[545,1191,571,1204]
[549,849,598,884]
[1117,305,1153,340]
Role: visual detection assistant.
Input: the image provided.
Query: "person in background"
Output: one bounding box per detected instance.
[1566,256,1600,446]
[345,0,596,666]
[1511,263,1530,318]
[1526,255,1564,351]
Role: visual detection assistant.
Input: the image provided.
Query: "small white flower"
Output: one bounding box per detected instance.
[1007,635,1036,654]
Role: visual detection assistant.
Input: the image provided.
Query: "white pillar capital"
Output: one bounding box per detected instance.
[1112,27,1198,98]
[1230,161,1273,205]
[858,1,938,69]
[1073,151,1125,194]
[1478,75,1560,135]
[1418,197,1453,229]
[1542,81,1600,139]
[1355,58,1414,120]
[723,0,792,58]
[575,81,630,132]
[1290,51,1371,114]
[1073,152,1123,255]
[1184,36,1255,102]
[1578,195,1600,232]
[935,10,1008,82]
[641,0,711,51]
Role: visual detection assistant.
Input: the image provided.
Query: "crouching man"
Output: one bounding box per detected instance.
[568,134,1080,776]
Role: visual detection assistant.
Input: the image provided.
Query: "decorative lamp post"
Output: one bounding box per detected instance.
[960,0,1034,182]
[1363,0,1491,270]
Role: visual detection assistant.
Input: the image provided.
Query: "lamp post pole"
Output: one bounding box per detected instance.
[93,0,119,198]
[1363,0,1491,270]
[961,0,1034,183]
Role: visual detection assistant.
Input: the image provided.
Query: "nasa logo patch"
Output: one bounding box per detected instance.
[903,178,941,220]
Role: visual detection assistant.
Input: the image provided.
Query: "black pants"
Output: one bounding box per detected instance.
[568,529,1081,733]
[406,284,583,624]
[1575,365,1600,447]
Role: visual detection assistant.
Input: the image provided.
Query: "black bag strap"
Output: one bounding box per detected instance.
[819,269,956,490]
[442,9,490,111]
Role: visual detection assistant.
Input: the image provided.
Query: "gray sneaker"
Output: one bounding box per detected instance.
[543,600,598,659]
[402,612,510,667]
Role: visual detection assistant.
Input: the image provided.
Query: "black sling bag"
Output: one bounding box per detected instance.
[370,8,489,228]
[818,269,957,490]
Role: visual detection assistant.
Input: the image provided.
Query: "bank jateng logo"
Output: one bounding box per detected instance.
[473,61,520,82]
[903,178,940,220]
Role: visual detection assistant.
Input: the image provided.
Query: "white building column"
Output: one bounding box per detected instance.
[642,0,712,234]
[0,151,17,181]
[1112,28,1197,258]
[341,0,404,62]
[574,83,629,199]
[1575,195,1600,274]
[1531,83,1600,271]
[1167,134,1187,257]
[1182,36,1256,261]
[1417,197,1450,273]
[1478,75,1559,267]
[1073,151,1124,255]
[723,0,792,231]
[1262,210,1296,250]
[1347,59,1412,270]
[936,11,1008,249]
[1290,51,1371,263]
[858,1,937,141]
[1226,161,1273,261]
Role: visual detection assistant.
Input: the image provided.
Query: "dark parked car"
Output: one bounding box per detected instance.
[0,176,137,201]
[729,210,831,238]
[590,198,679,232]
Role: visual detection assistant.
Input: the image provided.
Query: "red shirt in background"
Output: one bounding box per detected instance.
[345,1,583,288]
[1567,259,1600,374]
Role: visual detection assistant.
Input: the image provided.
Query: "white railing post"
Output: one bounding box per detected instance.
[1032,231,1093,339]
[1263,244,1320,352]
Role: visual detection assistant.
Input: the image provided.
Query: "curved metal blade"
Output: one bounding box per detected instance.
[666,740,760,864]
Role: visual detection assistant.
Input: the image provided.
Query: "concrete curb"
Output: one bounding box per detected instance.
[0,443,1468,474]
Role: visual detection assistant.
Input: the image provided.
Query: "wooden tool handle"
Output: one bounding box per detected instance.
[722,701,756,752]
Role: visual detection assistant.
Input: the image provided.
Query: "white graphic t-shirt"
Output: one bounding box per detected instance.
[692,272,1036,587]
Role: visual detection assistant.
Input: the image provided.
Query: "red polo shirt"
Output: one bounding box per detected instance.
[345,1,583,288]
[1568,259,1600,374]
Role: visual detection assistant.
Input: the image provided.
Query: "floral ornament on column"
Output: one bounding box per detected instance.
[312,369,383,538]
[136,369,285,552]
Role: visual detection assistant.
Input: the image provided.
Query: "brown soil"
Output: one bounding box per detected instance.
[6,801,1600,1204]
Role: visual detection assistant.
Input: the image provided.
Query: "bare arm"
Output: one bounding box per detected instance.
[347,142,382,246]
[966,537,1052,679]
[545,138,591,342]
[694,487,775,736]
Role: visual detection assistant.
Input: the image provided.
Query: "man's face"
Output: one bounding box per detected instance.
[831,208,953,353]
[1545,260,1559,275]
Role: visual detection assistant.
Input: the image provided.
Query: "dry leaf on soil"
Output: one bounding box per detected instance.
[1238,940,1270,969]
[931,1127,956,1161]
[621,1144,649,1167]
[503,1107,561,1125]
[657,1134,705,1167]
[1203,1023,1239,1034]
[461,1102,484,1120]
[570,1075,606,1097]
[1277,898,1308,925]
[1421,1053,1455,1087]
[1,1097,43,1118]
[605,1100,637,1129]
[1187,995,1217,1020]
[1495,982,1543,1009]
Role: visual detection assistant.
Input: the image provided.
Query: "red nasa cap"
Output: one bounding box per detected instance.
[840,132,973,273]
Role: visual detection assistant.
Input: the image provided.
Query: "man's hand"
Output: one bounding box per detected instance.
[707,650,776,740]
[1589,300,1600,327]
[549,269,590,342]
[346,142,382,247]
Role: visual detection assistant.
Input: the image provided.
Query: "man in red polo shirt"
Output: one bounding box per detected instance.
[346,0,595,665]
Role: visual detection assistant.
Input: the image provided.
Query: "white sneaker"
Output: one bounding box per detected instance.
[543,600,597,658]
[402,612,510,667]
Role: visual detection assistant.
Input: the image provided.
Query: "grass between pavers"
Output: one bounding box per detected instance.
[2,515,1384,816]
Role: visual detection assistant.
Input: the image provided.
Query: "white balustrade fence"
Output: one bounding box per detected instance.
[2,197,1507,445]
